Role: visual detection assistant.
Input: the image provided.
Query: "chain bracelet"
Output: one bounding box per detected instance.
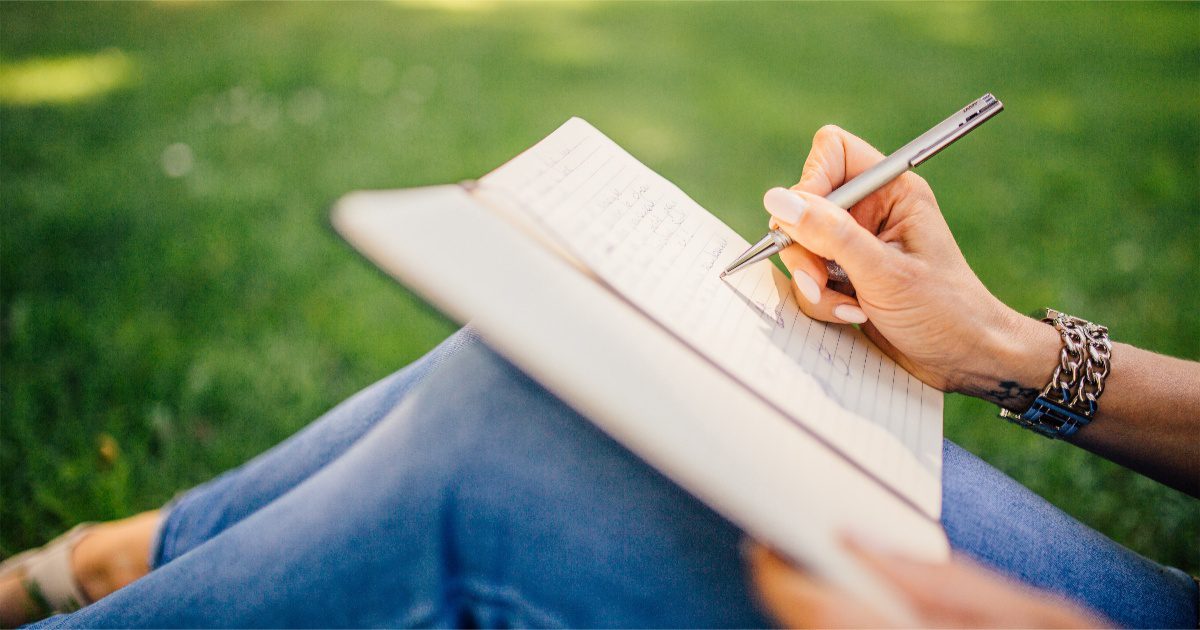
[1044,310,1112,416]
[1000,309,1112,439]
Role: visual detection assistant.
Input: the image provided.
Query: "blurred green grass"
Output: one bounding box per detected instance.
[2,2,1196,575]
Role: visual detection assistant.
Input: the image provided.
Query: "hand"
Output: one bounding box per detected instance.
[746,538,1110,628]
[764,125,1058,403]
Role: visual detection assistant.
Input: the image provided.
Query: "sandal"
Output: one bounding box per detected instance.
[0,523,94,615]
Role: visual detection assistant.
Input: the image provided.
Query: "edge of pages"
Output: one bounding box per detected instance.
[331,183,949,621]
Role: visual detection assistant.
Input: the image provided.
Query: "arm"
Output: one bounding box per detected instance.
[765,124,1200,497]
[966,329,1200,496]
[749,125,1195,628]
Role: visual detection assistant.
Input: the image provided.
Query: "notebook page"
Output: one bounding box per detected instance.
[478,118,943,517]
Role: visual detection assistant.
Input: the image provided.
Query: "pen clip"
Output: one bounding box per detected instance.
[909,93,1003,167]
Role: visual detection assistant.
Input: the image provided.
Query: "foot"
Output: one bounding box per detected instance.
[0,573,40,628]
[71,511,161,602]
[0,510,161,627]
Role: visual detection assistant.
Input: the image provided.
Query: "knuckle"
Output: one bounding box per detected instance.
[794,202,823,230]
[890,258,920,287]
[896,171,934,198]
[802,126,849,190]
[814,124,844,143]
[798,166,828,192]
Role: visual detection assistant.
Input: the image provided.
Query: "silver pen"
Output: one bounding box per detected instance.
[720,93,1004,281]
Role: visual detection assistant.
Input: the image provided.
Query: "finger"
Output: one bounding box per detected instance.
[777,244,868,324]
[839,536,953,605]
[764,187,897,287]
[777,240,826,302]
[839,536,1110,627]
[790,127,903,242]
[836,536,1001,625]
[746,544,892,628]
[769,197,871,323]
[844,535,1028,606]
[793,125,888,197]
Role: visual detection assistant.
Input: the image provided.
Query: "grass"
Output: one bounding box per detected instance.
[2,1,1197,578]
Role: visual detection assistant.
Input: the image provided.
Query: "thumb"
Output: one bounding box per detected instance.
[763,187,894,283]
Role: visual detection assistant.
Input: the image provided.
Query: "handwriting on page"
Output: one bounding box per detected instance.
[479,118,942,515]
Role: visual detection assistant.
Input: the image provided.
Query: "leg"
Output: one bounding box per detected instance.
[2,329,478,626]
[23,333,1193,627]
[31,340,772,628]
[155,327,480,565]
[942,441,1198,629]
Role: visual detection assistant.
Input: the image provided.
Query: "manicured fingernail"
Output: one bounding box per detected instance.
[833,304,867,324]
[792,270,821,304]
[763,187,807,225]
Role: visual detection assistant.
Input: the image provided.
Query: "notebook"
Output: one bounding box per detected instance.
[332,118,947,621]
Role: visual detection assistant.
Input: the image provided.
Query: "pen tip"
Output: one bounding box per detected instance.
[718,271,727,279]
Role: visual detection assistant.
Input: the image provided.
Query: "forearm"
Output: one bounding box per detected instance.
[960,313,1200,497]
[1069,344,1200,496]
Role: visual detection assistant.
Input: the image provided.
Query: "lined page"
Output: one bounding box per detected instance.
[478,118,943,517]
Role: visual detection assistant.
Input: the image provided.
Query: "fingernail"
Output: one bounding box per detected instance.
[833,304,867,324]
[763,187,807,225]
[792,270,821,304]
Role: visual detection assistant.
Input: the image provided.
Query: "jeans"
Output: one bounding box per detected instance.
[31,329,1198,628]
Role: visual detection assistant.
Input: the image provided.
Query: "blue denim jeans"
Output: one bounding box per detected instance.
[31,330,1198,628]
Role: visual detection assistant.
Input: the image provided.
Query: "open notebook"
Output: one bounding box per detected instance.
[333,118,946,619]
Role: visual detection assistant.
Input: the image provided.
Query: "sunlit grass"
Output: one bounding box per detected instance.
[0,49,134,105]
[390,0,505,12]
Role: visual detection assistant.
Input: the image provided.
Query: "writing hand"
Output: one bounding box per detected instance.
[764,125,1058,402]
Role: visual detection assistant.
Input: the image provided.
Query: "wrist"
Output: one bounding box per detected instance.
[953,305,1061,411]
